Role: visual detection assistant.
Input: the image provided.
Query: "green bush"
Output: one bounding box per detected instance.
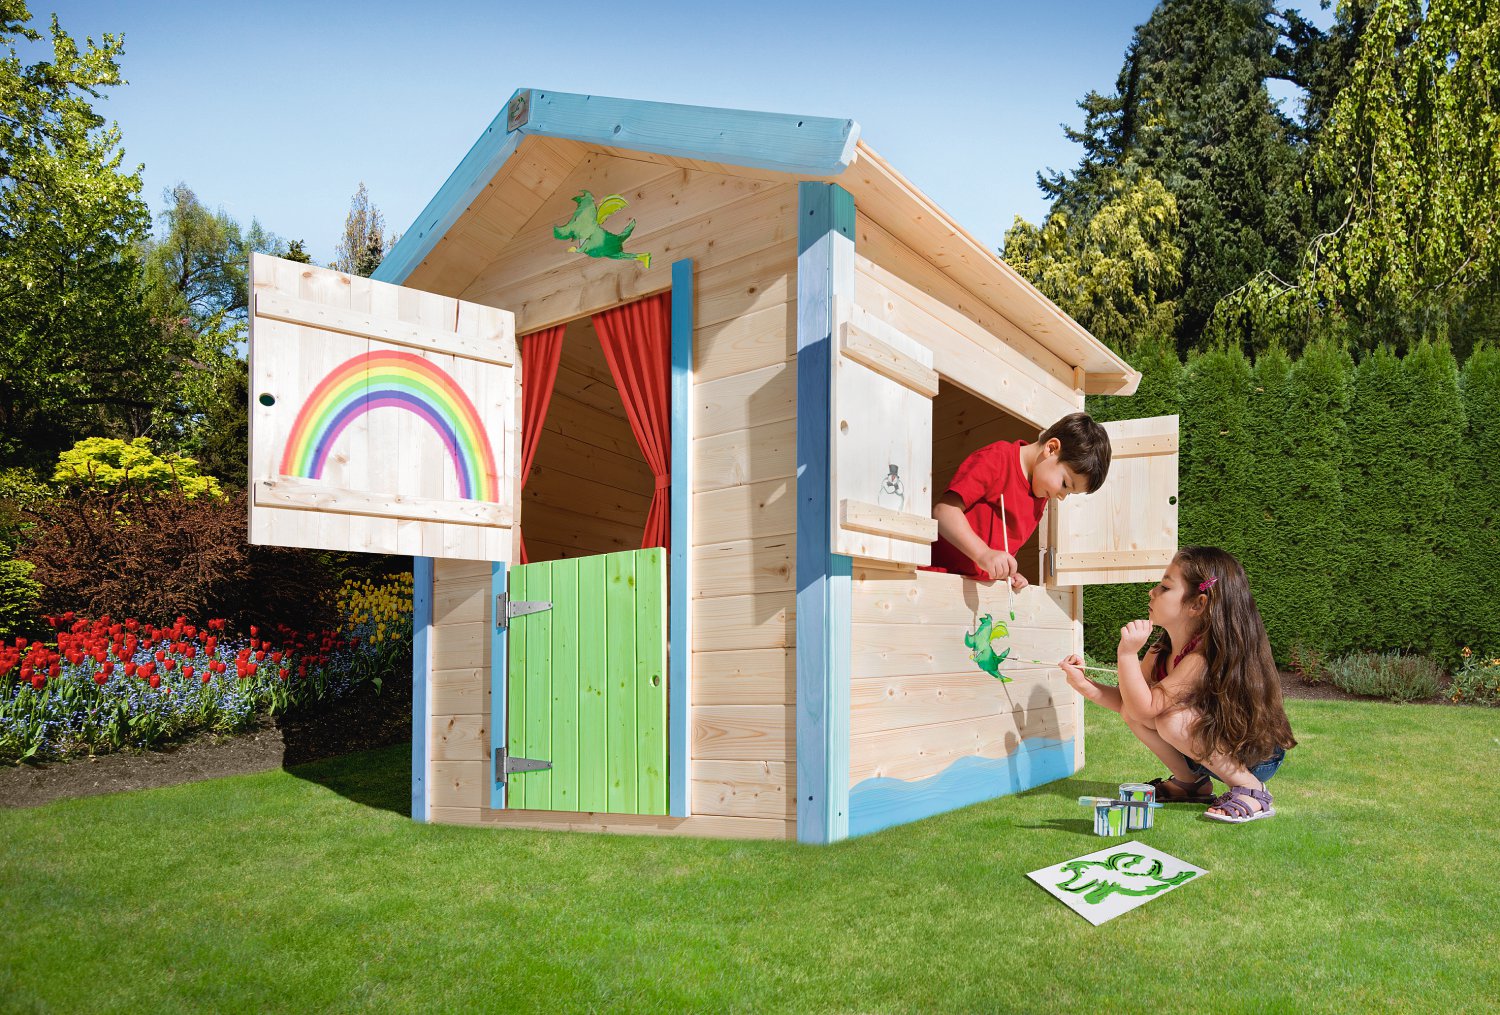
[1449,649,1500,706]
[1456,345,1500,660]
[0,558,41,640]
[53,437,222,499]
[1325,652,1444,702]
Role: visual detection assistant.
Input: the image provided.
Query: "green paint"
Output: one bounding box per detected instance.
[525,564,553,804]
[964,613,1012,681]
[635,548,667,815]
[506,549,667,815]
[1054,851,1197,905]
[606,551,637,813]
[578,555,609,811]
[507,565,527,809]
[553,190,653,267]
[551,558,580,809]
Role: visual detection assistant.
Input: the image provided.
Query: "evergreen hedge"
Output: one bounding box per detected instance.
[1082,339,1493,665]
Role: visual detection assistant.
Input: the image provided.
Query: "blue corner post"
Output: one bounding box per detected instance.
[796,182,855,844]
[411,556,434,822]
[670,258,694,817]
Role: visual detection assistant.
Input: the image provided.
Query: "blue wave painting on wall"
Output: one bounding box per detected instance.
[847,738,1076,838]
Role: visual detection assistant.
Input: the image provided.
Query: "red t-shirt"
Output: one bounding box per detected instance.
[926,440,1047,579]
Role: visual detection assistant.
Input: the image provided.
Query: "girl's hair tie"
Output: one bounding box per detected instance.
[1198,575,1219,593]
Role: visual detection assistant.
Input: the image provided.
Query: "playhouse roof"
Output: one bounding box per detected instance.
[374,89,1140,395]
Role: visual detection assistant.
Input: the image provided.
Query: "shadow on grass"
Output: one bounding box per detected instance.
[1021,817,1096,836]
[285,742,411,816]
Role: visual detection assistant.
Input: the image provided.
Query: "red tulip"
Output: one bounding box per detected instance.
[148,673,160,689]
[30,674,45,690]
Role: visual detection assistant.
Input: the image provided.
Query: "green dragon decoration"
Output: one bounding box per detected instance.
[964,613,1012,681]
[553,190,652,267]
[1052,851,1198,905]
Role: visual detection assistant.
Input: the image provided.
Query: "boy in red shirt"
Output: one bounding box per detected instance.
[927,412,1112,588]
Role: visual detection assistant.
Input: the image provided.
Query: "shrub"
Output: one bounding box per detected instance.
[1325,652,1443,702]
[1288,641,1327,684]
[19,486,338,634]
[1449,648,1500,707]
[0,612,380,763]
[0,558,42,640]
[52,437,222,499]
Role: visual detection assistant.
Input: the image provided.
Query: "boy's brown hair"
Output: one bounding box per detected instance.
[1037,412,1112,492]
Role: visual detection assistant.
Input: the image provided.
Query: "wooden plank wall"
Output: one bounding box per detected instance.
[849,569,1077,777]
[846,206,1089,825]
[426,150,800,839]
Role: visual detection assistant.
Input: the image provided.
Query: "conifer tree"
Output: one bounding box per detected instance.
[1455,344,1500,657]
[1340,346,1411,654]
[1402,341,1464,657]
[1178,346,1257,557]
[1277,340,1353,660]
[1244,346,1293,660]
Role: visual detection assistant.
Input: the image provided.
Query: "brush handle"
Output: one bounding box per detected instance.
[1078,796,1163,808]
[1018,657,1118,674]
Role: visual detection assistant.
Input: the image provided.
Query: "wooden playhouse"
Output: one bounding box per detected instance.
[246,89,1178,843]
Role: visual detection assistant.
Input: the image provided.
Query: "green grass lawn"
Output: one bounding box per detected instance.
[3,699,1497,1014]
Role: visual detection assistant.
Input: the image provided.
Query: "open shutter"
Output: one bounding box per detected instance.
[1047,414,1179,585]
[831,301,939,566]
[248,253,518,563]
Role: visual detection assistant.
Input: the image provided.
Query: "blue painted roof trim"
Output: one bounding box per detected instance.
[375,88,860,286]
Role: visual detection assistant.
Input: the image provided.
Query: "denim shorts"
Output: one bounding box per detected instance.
[1185,744,1286,784]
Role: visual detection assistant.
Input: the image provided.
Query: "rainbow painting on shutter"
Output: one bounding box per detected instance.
[279,349,499,502]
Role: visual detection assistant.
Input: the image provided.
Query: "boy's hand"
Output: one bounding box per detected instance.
[1117,619,1154,656]
[974,549,1019,584]
[1059,653,1092,695]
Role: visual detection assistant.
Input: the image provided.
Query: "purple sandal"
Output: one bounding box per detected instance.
[1204,786,1275,823]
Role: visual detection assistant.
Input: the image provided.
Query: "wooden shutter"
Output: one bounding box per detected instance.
[1047,414,1179,585]
[831,302,939,566]
[247,254,518,563]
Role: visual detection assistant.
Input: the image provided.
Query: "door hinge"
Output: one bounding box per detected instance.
[495,748,551,785]
[1045,545,1057,583]
[495,591,552,630]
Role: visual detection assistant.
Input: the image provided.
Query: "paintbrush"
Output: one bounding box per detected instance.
[1077,796,1163,809]
[999,493,1016,621]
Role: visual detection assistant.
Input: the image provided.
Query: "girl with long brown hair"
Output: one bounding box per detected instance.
[1060,546,1297,823]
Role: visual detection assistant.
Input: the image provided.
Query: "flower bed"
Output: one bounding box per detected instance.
[0,572,414,763]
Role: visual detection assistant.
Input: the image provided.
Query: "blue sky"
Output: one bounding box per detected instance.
[46,1,1327,266]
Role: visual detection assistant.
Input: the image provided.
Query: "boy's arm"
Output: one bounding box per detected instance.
[933,493,1017,581]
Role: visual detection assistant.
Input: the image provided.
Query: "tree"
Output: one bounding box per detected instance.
[1019,0,1322,351]
[332,182,393,276]
[1303,0,1500,354]
[1455,344,1500,656]
[1275,339,1353,661]
[1003,168,1183,356]
[0,3,168,469]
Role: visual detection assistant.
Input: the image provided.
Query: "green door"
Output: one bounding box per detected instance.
[504,547,667,814]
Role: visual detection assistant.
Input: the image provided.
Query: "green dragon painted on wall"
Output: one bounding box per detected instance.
[964,613,1012,681]
[553,190,652,267]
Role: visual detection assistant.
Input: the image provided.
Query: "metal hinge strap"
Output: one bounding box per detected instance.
[495,749,552,785]
[495,591,552,630]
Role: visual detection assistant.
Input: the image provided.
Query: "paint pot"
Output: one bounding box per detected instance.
[1092,801,1129,837]
[1119,783,1156,831]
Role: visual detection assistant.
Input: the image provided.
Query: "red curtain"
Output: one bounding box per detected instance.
[592,293,672,550]
[517,325,565,564]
